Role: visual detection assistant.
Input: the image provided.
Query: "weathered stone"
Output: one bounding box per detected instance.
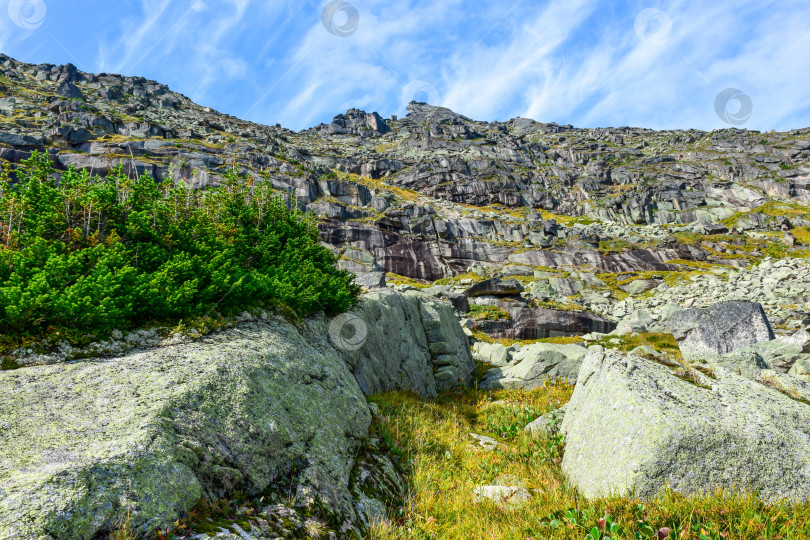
[473,475,531,509]
[619,279,659,295]
[469,433,504,451]
[728,334,810,374]
[353,271,387,289]
[0,131,41,147]
[561,349,810,502]
[341,291,475,396]
[525,404,566,436]
[548,277,583,297]
[471,342,513,367]
[479,343,587,389]
[615,309,655,334]
[710,350,769,379]
[475,303,615,340]
[440,291,470,313]
[499,265,534,277]
[666,301,775,361]
[465,278,524,298]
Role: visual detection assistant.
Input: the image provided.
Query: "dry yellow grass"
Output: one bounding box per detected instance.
[369,385,810,540]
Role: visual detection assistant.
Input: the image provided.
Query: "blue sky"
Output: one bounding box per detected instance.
[1,0,809,132]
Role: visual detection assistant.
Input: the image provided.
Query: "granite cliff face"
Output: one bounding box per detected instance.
[2,54,810,342]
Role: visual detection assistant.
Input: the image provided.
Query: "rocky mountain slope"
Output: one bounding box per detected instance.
[1,54,809,344]
[3,54,810,539]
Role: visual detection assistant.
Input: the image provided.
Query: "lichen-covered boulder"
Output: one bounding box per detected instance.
[479,343,588,389]
[0,291,474,539]
[666,301,775,361]
[471,341,516,367]
[689,331,810,381]
[0,319,371,539]
[337,290,474,397]
[561,348,810,502]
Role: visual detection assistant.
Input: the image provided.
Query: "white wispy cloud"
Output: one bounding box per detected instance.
[441,0,598,121]
[7,0,807,131]
[443,0,810,130]
[97,0,257,105]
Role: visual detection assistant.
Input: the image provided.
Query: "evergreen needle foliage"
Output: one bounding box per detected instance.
[0,152,360,339]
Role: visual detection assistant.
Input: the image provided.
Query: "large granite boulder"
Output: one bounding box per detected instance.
[561,349,810,502]
[666,301,775,362]
[339,290,475,396]
[0,292,473,539]
[479,343,588,389]
[0,320,370,539]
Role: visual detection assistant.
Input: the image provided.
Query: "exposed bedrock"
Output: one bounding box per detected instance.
[0,292,473,539]
[473,302,616,340]
[561,348,810,503]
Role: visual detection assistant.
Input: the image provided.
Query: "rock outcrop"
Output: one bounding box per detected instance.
[473,303,615,340]
[560,348,810,502]
[336,290,474,397]
[479,342,588,389]
[666,301,775,361]
[0,292,473,539]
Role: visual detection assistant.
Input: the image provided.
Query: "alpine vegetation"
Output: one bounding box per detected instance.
[0,152,359,340]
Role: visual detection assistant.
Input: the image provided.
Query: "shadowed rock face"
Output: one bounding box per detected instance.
[474,303,616,340]
[666,301,775,361]
[465,278,524,298]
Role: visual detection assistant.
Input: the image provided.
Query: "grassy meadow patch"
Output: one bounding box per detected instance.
[369,385,810,540]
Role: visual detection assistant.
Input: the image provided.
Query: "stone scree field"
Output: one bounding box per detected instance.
[2,55,810,539]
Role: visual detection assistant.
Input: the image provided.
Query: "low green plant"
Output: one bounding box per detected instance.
[484,402,545,439]
[468,305,511,321]
[369,386,810,539]
[0,152,359,345]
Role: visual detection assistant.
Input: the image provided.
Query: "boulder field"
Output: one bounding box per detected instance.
[0,291,474,539]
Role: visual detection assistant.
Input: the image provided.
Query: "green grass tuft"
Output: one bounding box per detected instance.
[369,386,810,539]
